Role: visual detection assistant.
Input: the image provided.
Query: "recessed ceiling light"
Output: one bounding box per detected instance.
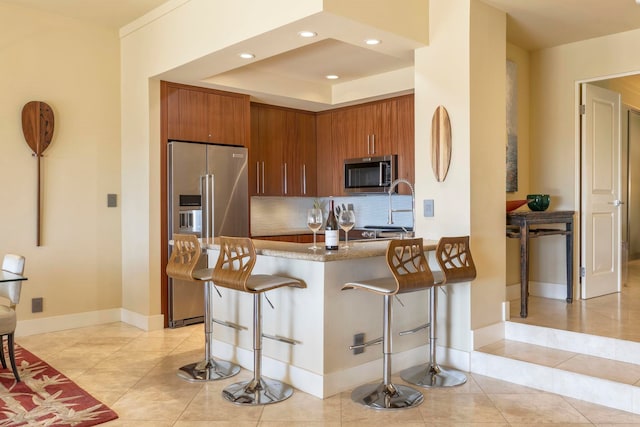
[365,39,381,45]
[326,75,339,80]
[239,53,255,59]
[298,31,317,38]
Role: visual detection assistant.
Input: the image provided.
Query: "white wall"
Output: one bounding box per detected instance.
[0,3,122,323]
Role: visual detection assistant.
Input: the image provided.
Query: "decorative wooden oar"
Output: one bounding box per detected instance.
[21,101,54,246]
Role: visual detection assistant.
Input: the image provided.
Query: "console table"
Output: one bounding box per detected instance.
[506,210,574,318]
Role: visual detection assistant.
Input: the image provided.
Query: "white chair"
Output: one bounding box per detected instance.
[0,254,26,381]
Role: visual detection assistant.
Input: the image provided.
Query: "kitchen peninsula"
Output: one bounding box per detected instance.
[202,238,436,398]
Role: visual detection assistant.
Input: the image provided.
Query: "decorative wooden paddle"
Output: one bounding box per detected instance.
[21,101,54,246]
[431,105,452,182]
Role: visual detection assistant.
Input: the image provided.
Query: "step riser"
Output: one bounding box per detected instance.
[471,351,640,414]
[506,322,640,365]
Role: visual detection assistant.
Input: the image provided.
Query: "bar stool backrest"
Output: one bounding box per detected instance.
[435,236,476,285]
[166,234,201,281]
[212,236,256,292]
[386,238,435,293]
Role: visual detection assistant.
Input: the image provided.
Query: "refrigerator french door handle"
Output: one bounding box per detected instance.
[201,174,215,239]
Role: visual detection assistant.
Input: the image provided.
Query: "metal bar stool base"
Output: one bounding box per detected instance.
[177,359,240,382]
[351,382,424,410]
[222,377,294,405]
[401,363,467,388]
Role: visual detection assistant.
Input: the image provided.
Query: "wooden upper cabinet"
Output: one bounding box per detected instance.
[287,111,317,197]
[394,95,415,195]
[250,104,317,197]
[164,82,249,146]
[250,105,285,196]
[208,94,248,146]
[315,112,335,197]
[319,96,412,197]
[332,99,397,160]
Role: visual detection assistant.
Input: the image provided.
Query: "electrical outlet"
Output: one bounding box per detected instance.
[353,333,365,355]
[107,193,117,207]
[32,297,43,313]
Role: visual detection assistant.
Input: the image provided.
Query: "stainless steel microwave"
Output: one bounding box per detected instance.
[344,155,398,193]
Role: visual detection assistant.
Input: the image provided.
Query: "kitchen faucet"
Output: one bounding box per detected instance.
[388,178,415,237]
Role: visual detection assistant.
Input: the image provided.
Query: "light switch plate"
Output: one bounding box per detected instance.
[107,193,117,208]
[423,199,434,217]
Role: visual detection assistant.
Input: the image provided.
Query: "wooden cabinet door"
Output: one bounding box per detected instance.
[316,112,334,197]
[249,104,262,196]
[395,95,415,195]
[208,93,248,147]
[250,104,286,196]
[370,99,396,156]
[166,87,209,142]
[287,111,316,196]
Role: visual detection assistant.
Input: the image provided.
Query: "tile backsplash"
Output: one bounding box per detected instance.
[251,195,413,236]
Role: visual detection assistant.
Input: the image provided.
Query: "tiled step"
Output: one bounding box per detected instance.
[471,322,640,414]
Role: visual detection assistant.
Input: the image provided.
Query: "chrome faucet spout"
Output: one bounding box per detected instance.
[387,179,415,234]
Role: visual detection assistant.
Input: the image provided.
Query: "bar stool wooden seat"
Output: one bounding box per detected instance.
[213,236,305,406]
[166,234,240,382]
[401,235,476,388]
[342,238,435,410]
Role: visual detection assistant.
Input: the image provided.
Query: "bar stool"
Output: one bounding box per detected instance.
[401,235,476,388]
[342,238,435,410]
[166,234,240,382]
[212,236,305,406]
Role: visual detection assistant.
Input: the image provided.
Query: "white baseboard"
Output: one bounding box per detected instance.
[16,308,165,337]
[471,321,505,350]
[209,340,471,399]
[121,309,165,331]
[506,281,566,301]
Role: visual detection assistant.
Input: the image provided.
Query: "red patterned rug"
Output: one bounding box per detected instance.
[0,344,118,426]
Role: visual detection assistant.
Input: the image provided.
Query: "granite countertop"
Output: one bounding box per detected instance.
[251,228,318,237]
[202,237,437,262]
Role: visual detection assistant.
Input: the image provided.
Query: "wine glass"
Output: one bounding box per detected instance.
[307,208,323,250]
[338,209,356,249]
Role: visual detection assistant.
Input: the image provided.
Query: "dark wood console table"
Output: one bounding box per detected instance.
[506,210,575,318]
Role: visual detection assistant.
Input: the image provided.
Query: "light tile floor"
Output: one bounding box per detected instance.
[11,260,640,426]
[509,259,640,342]
[13,325,640,425]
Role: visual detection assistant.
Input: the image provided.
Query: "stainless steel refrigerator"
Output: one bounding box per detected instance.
[167,141,248,327]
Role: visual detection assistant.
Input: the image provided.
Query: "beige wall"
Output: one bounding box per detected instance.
[0,3,122,321]
[505,43,531,285]
[120,0,328,320]
[469,0,506,333]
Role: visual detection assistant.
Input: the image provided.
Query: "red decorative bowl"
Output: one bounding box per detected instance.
[506,200,528,212]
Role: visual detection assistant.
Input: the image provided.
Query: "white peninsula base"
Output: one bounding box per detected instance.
[204,238,452,399]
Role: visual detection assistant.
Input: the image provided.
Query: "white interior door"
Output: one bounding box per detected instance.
[581,83,621,299]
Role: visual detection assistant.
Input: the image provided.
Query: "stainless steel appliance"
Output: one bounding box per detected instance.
[344,155,398,193]
[167,141,248,327]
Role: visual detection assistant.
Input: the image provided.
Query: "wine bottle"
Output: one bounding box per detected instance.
[325,199,339,250]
